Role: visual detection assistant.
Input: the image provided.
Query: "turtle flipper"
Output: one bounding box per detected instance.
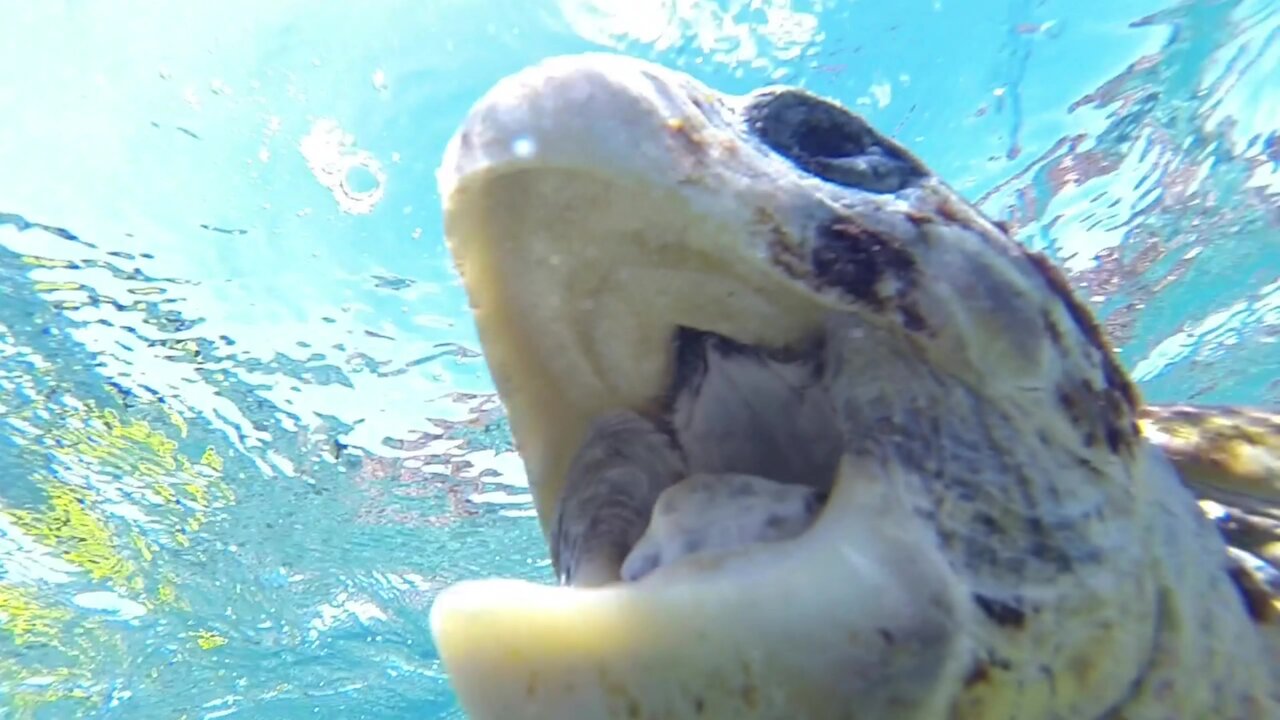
[1139,403,1280,508]
[1141,403,1280,622]
[1206,500,1280,569]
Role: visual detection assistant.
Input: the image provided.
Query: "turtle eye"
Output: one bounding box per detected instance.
[743,88,925,194]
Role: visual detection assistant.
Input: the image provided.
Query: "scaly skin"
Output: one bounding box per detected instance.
[428,53,1279,719]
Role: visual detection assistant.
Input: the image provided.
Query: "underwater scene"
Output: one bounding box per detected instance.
[1,0,1278,717]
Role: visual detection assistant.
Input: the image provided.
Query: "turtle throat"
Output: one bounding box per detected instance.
[551,325,843,587]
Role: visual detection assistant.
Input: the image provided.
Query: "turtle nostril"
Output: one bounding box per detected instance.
[743,88,926,194]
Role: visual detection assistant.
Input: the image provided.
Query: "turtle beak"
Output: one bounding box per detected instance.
[431,53,964,718]
[429,456,964,719]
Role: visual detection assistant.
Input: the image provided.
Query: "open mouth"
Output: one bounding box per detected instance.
[552,324,840,588]
[427,54,1192,719]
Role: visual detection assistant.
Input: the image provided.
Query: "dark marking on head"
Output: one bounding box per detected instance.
[964,660,992,688]
[681,535,707,556]
[761,205,928,335]
[756,207,813,281]
[878,628,896,646]
[1042,310,1064,347]
[899,302,928,333]
[973,511,1004,536]
[1104,423,1125,454]
[805,490,829,515]
[811,219,918,309]
[964,652,1014,689]
[974,593,1027,629]
[742,88,928,193]
[764,513,788,531]
[1027,535,1077,573]
[1024,252,1140,452]
[1056,375,1137,458]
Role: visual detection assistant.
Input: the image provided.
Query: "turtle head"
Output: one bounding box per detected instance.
[431,53,1144,719]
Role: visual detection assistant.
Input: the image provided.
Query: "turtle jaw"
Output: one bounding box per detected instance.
[430,455,967,720]
[433,53,968,718]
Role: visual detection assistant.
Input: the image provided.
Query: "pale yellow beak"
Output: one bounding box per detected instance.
[430,455,968,719]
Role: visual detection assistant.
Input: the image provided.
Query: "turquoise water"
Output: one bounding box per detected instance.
[1,0,1277,717]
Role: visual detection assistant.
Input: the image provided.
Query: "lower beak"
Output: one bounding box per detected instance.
[429,456,966,719]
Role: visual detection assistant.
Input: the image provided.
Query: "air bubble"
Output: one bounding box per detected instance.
[299,118,388,215]
[343,164,380,195]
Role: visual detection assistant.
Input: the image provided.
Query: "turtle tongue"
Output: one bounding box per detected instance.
[428,456,967,720]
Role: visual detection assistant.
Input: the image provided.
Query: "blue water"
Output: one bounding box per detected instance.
[0,1,1277,717]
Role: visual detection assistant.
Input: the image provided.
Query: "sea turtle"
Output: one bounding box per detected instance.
[428,53,1280,719]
